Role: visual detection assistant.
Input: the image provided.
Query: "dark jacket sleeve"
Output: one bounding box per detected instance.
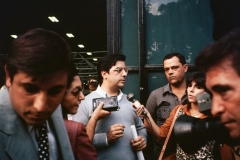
[64,120,97,160]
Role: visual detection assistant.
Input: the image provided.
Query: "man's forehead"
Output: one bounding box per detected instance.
[15,70,68,81]
[205,63,240,90]
[163,57,181,67]
[112,61,126,67]
[12,70,68,86]
[163,62,181,68]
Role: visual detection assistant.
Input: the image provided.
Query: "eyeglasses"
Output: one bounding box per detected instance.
[65,86,84,98]
[112,67,128,74]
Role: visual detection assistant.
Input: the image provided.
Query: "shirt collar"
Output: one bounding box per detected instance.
[27,120,51,133]
[163,83,172,94]
[96,86,123,102]
[27,125,34,133]
[163,83,187,99]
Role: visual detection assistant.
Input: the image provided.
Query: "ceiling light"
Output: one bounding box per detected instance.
[66,33,74,38]
[48,16,59,22]
[93,58,98,61]
[87,52,92,55]
[78,44,84,48]
[11,35,17,38]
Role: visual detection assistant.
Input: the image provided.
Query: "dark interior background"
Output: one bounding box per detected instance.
[0,0,107,88]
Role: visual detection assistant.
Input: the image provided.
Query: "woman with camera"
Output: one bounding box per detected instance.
[136,72,232,159]
[61,64,110,160]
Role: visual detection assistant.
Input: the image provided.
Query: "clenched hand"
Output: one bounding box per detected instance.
[107,124,125,143]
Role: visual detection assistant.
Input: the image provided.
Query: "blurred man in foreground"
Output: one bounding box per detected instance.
[195,28,240,159]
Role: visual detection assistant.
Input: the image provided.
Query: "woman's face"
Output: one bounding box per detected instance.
[61,76,85,115]
[187,80,205,103]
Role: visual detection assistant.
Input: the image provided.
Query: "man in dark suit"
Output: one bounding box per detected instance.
[0,28,75,159]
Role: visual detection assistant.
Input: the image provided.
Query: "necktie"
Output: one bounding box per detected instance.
[36,122,50,160]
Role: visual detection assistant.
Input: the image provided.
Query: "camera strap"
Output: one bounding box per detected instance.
[158,105,182,160]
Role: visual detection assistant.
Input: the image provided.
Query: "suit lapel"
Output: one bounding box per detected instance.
[5,119,38,159]
[51,106,75,160]
[0,89,74,160]
[0,89,37,159]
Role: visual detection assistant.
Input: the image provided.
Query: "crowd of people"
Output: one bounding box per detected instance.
[0,27,240,160]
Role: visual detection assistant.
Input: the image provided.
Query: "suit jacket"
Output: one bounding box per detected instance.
[64,120,97,160]
[0,88,75,160]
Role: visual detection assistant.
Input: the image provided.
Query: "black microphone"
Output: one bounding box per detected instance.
[127,93,147,115]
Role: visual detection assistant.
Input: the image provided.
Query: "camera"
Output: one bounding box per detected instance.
[92,96,119,112]
[174,114,231,154]
[174,92,238,154]
[196,92,212,113]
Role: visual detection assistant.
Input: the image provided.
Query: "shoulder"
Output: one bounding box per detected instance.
[79,92,103,110]
[0,90,19,134]
[121,94,131,101]
[181,104,188,113]
[121,94,135,106]
[84,92,99,100]
[64,120,87,142]
[82,92,103,103]
[78,92,100,108]
[64,119,83,126]
[151,84,169,95]
[64,120,85,132]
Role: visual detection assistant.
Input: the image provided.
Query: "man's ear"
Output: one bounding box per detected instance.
[4,65,11,87]
[183,64,188,72]
[101,70,107,79]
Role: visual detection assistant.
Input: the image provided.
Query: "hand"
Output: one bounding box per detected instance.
[131,136,146,151]
[91,102,111,121]
[135,105,149,118]
[107,124,125,143]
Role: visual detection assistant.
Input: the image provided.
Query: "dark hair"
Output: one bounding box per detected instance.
[195,28,240,76]
[186,72,212,115]
[6,28,72,81]
[67,63,79,87]
[62,63,79,118]
[187,72,207,91]
[87,76,98,88]
[97,54,126,85]
[163,52,186,65]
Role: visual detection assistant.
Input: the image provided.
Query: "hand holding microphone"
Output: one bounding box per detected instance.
[127,93,147,116]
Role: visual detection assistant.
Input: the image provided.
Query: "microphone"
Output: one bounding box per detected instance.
[130,125,145,160]
[127,93,147,115]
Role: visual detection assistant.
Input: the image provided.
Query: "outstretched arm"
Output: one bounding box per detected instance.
[135,106,161,140]
[144,106,179,141]
[135,105,178,142]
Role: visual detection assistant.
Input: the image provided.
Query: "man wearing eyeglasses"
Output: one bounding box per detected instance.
[73,54,147,160]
